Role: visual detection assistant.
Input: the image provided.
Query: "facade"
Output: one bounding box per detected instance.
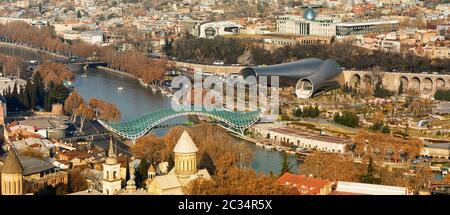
[263,36,332,47]
[80,30,103,45]
[336,20,400,37]
[252,124,351,153]
[197,21,242,39]
[276,15,339,37]
[240,58,344,99]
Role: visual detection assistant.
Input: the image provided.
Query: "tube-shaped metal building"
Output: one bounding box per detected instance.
[240,58,344,98]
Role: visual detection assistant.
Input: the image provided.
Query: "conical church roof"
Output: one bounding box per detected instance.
[2,148,24,174]
[173,131,198,154]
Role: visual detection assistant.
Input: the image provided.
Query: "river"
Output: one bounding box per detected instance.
[0,45,299,175]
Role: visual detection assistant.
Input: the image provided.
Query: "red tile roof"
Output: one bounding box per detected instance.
[278,173,331,195]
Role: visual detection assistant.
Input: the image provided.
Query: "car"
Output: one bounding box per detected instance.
[213,60,224,65]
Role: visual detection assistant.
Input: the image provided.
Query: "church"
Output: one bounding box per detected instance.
[71,130,211,195]
[146,130,211,195]
[0,147,68,195]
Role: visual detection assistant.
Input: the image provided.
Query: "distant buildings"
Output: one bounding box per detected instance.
[18,116,68,140]
[276,8,399,38]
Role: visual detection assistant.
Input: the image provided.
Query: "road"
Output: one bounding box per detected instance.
[64,120,133,157]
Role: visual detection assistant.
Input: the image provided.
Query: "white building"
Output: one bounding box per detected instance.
[276,9,399,38]
[54,24,73,36]
[252,124,351,153]
[80,30,103,45]
[336,19,400,37]
[198,21,242,39]
[276,15,340,37]
[335,181,412,195]
[0,77,27,96]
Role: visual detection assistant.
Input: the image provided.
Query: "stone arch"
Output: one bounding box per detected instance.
[423,77,433,94]
[436,78,446,89]
[411,77,421,91]
[400,76,409,89]
[350,74,361,88]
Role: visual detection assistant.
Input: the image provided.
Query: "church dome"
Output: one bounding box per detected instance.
[173,131,198,154]
[303,7,317,21]
[105,156,118,165]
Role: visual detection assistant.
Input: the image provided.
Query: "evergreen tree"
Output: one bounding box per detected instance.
[280,153,293,176]
[168,154,175,170]
[125,156,130,182]
[398,81,403,96]
[137,159,150,188]
[360,157,380,184]
[77,10,82,18]
[33,72,45,108]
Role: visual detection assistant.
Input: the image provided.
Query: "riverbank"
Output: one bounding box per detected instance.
[0,41,67,59]
[97,66,164,91]
[229,132,310,157]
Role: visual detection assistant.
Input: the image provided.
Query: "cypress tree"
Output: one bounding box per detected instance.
[279,153,293,176]
[398,81,403,96]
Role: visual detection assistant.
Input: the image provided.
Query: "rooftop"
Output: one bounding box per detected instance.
[0,154,56,176]
[173,131,198,154]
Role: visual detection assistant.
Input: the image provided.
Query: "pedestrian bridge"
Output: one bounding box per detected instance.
[98,106,261,141]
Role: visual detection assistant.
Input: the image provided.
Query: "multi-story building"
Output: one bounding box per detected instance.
[276,14,340,37]
[80,30,103,45]
[276,8,398,38]
[335,19,400,37]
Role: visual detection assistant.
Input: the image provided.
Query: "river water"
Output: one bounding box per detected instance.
[0,45,299,175]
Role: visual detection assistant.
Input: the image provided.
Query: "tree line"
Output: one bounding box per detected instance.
[168,35,450,73]
[333,111,359,128]
[0,22,167,84]
[3,72,70,112]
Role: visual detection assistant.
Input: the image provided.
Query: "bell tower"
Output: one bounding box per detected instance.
[1,147,24,195]
[102,136,122,195]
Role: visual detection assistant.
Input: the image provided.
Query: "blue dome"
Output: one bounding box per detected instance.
[303,8,317,20]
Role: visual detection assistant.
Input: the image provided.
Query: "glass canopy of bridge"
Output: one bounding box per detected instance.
[98,107,261,141]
